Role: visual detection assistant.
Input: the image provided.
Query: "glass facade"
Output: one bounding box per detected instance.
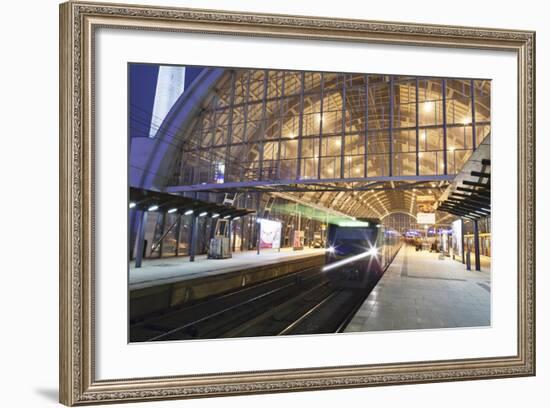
[173,70,491,186]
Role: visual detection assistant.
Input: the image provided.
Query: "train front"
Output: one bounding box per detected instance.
[324,218,385,290]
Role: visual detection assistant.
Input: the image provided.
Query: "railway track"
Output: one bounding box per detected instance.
[130,263,372,342]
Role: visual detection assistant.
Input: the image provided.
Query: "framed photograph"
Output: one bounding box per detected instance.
[59,1,536,405]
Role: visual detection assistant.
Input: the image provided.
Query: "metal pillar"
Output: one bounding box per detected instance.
[364,74,369,177]
[135,210,148,268]
[239,217,244,252]
[228,219,233,254]
[340,74,347,179]
[473,219,481,271]
[276,73,285,180]
[442,78,448,175]
[415,78,420,176]
[247,218,254,250]
[461,218,465,264]
[389,75,394,177]
[278,221,281,252]
[470,79,477,150]
[325,212,329,247]
[256,219,261,255]
[210,217,218,241]
[157,212,166,258]
[258,70,269,181]
[208,101,219,182]
[318,73,325,179]
[255,193,261,253]
[224,71,236,181]
[129,210,139,260]
[189,215,198,262]
[296,71,306,178]
[174,215,182,257]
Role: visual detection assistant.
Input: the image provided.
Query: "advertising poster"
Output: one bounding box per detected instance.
[259,219,282,249]
[416,194,436,225]
[417,212,436,225]
[451,219,463,259]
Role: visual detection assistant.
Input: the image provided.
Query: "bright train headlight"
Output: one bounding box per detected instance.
[327,246,336,253]
[367,246,379,256]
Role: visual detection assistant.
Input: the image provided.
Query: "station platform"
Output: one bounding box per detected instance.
[130,247,325,290]
[129,247,326,321]
[345,245,491,333]
[469,253,491,273]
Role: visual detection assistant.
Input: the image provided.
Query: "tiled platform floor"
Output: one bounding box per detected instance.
[129,247,325,290]
[344,245,491,332]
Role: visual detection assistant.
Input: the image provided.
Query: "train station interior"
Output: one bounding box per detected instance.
[128,64,491,341]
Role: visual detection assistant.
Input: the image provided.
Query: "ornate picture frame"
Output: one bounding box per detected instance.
[59,1,535,405]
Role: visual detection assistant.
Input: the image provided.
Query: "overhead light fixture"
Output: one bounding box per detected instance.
[184,209,193,215]
[198,211,208,217]
[129,202,136,209]
[337,220,369,227]
[211,213,220,218]
[147,205,159,212]
[233,216,241,220]
[223,215,231,219]
[167,208,178,214]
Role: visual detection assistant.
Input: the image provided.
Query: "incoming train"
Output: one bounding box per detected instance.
[324,218,402,290]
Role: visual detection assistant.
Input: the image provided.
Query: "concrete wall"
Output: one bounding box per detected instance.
[130,254,325,320]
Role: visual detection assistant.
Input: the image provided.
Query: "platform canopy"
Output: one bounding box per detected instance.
[436,136,491,220]
[131,67,491,220]
[130,187,254,219]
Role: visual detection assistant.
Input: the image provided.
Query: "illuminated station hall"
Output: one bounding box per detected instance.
[128,65,491,342]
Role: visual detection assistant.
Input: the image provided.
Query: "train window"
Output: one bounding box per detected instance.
[332,227,378,255]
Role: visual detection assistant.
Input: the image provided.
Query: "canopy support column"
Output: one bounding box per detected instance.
[189,215,198,262]
[473,219,481,271]
[135,210,148,268]
[174,215,182,257]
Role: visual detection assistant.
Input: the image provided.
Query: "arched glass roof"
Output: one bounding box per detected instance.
[134,67,491,220]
